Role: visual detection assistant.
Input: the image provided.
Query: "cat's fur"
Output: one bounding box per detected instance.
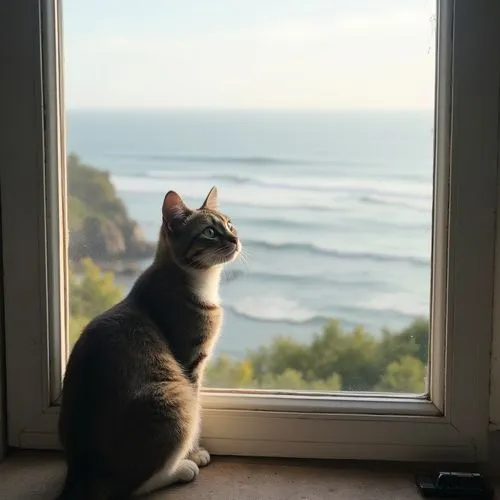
[57,187,240,499]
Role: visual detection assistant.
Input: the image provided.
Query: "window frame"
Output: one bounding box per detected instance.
[2,0,499,462]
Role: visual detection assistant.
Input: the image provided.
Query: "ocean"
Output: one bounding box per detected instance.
[66,109,434,358]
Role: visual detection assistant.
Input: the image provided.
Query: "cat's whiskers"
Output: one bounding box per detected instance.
[238,247,251,270]
[221,267,242,283]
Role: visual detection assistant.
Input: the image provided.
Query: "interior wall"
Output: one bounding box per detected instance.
[0,188,6,461]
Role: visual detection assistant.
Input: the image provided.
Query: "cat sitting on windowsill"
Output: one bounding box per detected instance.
[58,187,241,499]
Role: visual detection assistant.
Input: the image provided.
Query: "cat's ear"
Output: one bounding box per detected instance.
[200,186,218,211]
[162,191,189,231]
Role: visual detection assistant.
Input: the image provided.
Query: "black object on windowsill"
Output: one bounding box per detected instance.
[415,472,494,498]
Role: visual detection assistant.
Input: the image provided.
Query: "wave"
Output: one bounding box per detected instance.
[360,194,430,211]
[225,304,331,326]
[230,217,316,230]
[113,174,431,214]
[224,296,420,326]
[116,153,316,166]
[243,239,429,266]
[112,152,421,174]
[224,296,329,326]
[222,196,428,214]
[233,214,429,232]
[146,169,431,200]
[222,269,388,289]
[193,197,336,213]
[149,170,254,185]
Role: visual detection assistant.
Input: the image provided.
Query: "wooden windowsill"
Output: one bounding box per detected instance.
[0,451,498,499]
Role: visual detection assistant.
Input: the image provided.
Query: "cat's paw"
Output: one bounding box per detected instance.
[175,459,199,483]
[188,447,211,467]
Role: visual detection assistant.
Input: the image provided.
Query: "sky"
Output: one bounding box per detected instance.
[63,0,437,110]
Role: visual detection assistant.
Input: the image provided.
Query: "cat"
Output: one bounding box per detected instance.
[57,186,240,499]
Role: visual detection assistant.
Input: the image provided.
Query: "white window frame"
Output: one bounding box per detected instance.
[2,0,500,462]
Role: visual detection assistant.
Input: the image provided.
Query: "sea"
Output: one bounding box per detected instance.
[66,109,434,358]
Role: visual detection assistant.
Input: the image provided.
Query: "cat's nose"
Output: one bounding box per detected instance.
[227,235,238,245]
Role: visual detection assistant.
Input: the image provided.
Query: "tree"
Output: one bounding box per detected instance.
[377,317,429,373]
[204,355,255,388]
[377,355,426,393]
[205,318,429,393]
[308,321,381,391]
[248,336,312,385]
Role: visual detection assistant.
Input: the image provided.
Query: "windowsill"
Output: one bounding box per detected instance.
[1,451,499,499]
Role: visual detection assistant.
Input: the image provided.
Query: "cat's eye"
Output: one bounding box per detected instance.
[202,227,217,239]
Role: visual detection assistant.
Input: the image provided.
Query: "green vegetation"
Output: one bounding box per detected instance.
[204,318,428,392]
[69,258,428,393]
[68,258,123,347]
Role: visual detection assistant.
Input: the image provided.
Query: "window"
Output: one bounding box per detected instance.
[65,1,436,396]
[2,0,499,461]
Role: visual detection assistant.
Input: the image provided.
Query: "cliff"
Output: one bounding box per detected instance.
[68,154,155,270]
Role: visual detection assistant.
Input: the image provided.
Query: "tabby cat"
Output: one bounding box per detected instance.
[58,187,240,499]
